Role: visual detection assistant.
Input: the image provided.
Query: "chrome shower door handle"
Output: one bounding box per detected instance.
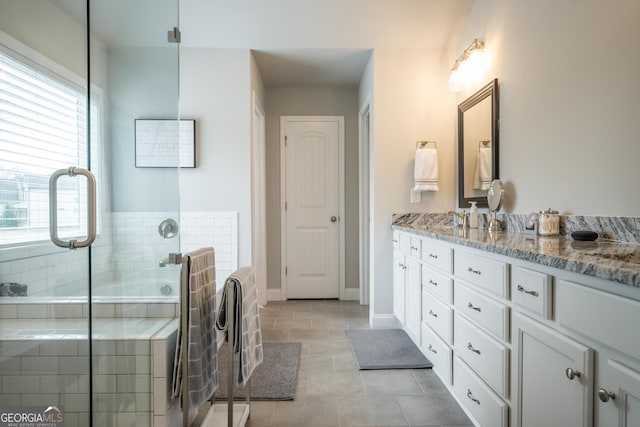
[49,167,97,249]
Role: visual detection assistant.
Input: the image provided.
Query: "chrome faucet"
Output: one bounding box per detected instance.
[448,210,469,228]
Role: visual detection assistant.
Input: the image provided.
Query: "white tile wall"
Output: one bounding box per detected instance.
[0,210,237,298]
[0,319,179,427]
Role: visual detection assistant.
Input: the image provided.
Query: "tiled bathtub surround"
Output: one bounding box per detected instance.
[0,318,180,427]
[392,212,640,287]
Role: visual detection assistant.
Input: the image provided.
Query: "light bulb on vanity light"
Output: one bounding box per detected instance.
[448,38,486,92]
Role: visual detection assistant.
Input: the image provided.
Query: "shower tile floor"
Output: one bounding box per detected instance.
[227,300,473,427]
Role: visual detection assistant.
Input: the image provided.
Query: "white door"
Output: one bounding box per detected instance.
[596,358,640,427]
[514,313,594,427]
[281,116,344,299]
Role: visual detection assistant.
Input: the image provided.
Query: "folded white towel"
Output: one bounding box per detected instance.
[473,146,492,190]
[413,147,439,192]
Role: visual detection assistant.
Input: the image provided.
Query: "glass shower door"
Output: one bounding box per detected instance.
[0,0,92,425]
[88,1,182,426]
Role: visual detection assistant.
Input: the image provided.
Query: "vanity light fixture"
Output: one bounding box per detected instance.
[449,38,486,92]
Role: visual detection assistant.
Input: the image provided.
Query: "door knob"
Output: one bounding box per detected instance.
[565,368,581,380]
[597,388,615,402]
[330,216,337,222]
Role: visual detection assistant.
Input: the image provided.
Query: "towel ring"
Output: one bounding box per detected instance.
[479,140,491,148]
[416,141,437,149]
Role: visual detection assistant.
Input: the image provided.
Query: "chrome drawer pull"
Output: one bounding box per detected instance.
[466,389,480,405]
[565,368,581,380]
[428,345,437,354]
[467,342,481,355]
[429,253,438,259]
[411,246,419,250]
[517,285,539,297]
[467,302,482,312]
[467,266,482,275]
[428,310,438,318]
[428,279,438,287]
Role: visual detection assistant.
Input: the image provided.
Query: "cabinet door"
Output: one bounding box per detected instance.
[404,256,421,343]
[513,313,594,427]
[596,358,640,427]
[393,251,406,326]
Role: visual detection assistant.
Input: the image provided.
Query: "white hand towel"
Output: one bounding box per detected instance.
[413,147,439,191]
[473,146,492,190]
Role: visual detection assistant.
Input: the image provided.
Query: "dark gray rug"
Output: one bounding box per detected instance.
[214,341,301,401]
[346,329,432,370]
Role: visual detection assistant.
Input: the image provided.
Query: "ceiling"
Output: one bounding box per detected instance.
[52,0,476,87]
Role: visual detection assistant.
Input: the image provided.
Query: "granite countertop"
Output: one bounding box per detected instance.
[392,213,640,288]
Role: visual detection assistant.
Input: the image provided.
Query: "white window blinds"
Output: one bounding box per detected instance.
[0,47,99,246]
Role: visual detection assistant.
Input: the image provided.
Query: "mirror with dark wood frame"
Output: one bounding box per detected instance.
[457,78,499,208]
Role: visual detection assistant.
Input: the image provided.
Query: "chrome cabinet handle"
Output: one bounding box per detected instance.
[598,388,615,402]
[411,246,418,250]
[466,389,480,405]
[49,167,97,249]
[428,253,438,259]
[565,368,581,380]
[428,345,437,354]
[467,342,481,355]
[428,279,438,287]
[467,266,482,275]
[428,310,438,318]
[467,302,482,312]
[517,285,539,297]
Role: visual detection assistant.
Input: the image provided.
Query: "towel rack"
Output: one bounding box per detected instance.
[416,140,437,149]
[175,253,251,427]
[479,140,491,148]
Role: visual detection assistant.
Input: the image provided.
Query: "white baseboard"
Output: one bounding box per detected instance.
[267,288,283,301]
[344,288,360,301]
[370,314,402,329]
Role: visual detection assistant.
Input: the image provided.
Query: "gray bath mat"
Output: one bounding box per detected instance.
[215,341,301,401]
[346,329,432,370]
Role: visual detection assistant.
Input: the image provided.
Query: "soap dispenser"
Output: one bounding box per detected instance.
[469,201,478,228]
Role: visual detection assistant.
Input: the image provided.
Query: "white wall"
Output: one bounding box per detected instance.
[179,48,253,267]
[459,0,640,216]
[264,87,360,296]
[368,48,458,323]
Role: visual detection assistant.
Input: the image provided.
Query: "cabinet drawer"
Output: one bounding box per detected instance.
[422,290,453,344]
[556,280,640,360]
[454,313,509,397]
[398,233,411,255]
[421,240,453,273]
[393,231,400,250]
[454,251,508,298]
[454,281,509,341]
[410,236,422,259]
[453,356,509,427]
[421,322,452,385]
[512,266,552,319]
[422,265,453,304]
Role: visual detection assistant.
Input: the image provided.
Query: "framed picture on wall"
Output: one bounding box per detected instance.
[134,119,196,168]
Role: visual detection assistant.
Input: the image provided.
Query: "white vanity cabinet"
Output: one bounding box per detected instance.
[392,231,422,343]
[392,226,640,427]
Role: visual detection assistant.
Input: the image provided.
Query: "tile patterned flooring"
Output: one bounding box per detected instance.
[243,300,473,427]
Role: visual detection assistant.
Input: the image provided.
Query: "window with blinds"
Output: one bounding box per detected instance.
[0,48,100,246]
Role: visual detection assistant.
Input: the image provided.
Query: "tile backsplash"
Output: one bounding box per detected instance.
[0,211,238,298]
